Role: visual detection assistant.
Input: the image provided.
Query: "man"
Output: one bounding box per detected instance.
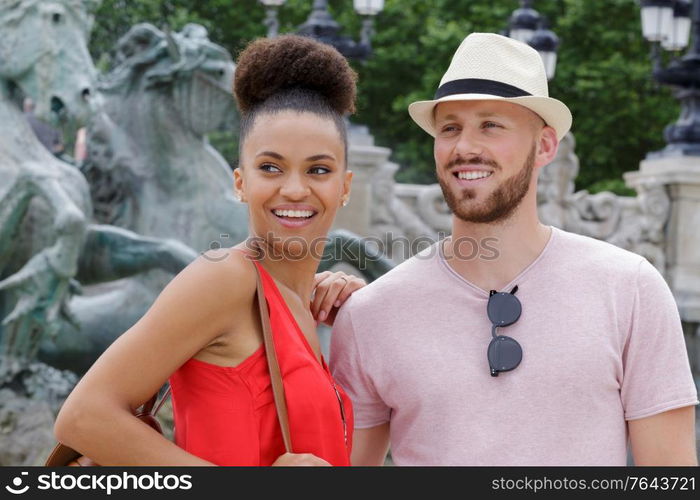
[330,33,699,466]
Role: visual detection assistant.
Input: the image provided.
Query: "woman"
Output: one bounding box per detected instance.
[54,34,364,466]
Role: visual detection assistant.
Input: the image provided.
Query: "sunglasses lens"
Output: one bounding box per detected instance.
[487,292,522,327]
[487,335,522,375]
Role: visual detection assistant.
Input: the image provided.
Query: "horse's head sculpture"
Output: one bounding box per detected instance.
[0,0,100,125]
[100,22,236,137]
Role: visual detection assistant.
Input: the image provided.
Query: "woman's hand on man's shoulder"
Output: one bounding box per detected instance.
[311,271,366,326]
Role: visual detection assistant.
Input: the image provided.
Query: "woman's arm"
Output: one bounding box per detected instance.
[54,250,257,466]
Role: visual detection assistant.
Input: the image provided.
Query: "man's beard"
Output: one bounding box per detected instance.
[438,144,536,224]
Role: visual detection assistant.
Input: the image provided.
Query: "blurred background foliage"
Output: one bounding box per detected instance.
[87,0,679,195]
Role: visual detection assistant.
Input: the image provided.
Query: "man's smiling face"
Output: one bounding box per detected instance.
[433,99,547,224]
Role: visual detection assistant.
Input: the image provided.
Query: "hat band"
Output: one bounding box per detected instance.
[434,78,532,100]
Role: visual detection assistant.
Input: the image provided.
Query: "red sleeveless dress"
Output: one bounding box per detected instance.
[168,257,353,466]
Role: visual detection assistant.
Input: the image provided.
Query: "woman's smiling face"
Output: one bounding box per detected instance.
[234,110,352,259]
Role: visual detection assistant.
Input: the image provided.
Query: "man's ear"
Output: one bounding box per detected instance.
[535,126,559,168]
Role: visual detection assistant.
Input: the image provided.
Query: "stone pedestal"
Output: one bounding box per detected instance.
[625,156,700,322]
[333,123,391,236]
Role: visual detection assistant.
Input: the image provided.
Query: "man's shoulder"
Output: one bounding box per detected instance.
[552,227,647,276]
[342,242,440,313]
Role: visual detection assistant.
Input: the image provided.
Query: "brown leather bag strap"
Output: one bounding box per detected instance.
[144,258,292,453]
[252,260,293,453]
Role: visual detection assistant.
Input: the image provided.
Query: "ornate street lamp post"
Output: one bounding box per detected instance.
[507,0,560,80]
[258,0,384,62]
[639,0,699,157]
[259,0,286,38]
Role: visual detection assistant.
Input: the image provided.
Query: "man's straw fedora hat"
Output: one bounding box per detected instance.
[408,32,572,141]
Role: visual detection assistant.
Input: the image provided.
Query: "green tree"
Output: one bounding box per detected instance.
[548,0,678,193]
[88,0,679,194]
[350,0,678,192]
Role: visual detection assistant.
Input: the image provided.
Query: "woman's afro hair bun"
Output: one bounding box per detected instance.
[234,34,357,115]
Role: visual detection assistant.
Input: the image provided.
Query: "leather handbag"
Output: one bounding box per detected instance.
[44,389,170,466]
[45,259,291,465]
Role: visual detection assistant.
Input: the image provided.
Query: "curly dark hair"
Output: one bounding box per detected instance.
[233,34,358,163]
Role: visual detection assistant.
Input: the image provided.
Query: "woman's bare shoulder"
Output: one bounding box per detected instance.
[55,248,260,420]
[130,247,258,352]
[190,247,258,304]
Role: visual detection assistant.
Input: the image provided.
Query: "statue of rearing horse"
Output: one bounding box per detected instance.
[0,0,198,384]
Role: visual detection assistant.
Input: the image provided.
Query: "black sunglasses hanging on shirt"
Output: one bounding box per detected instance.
[486,285,522,377]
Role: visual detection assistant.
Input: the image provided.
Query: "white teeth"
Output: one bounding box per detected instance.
[457,171,492,180]
[273,209,314,218]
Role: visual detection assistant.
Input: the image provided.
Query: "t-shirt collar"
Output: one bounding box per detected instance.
[437,226,558,297]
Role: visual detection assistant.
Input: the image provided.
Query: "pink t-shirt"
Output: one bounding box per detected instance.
[330,226,699,465]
